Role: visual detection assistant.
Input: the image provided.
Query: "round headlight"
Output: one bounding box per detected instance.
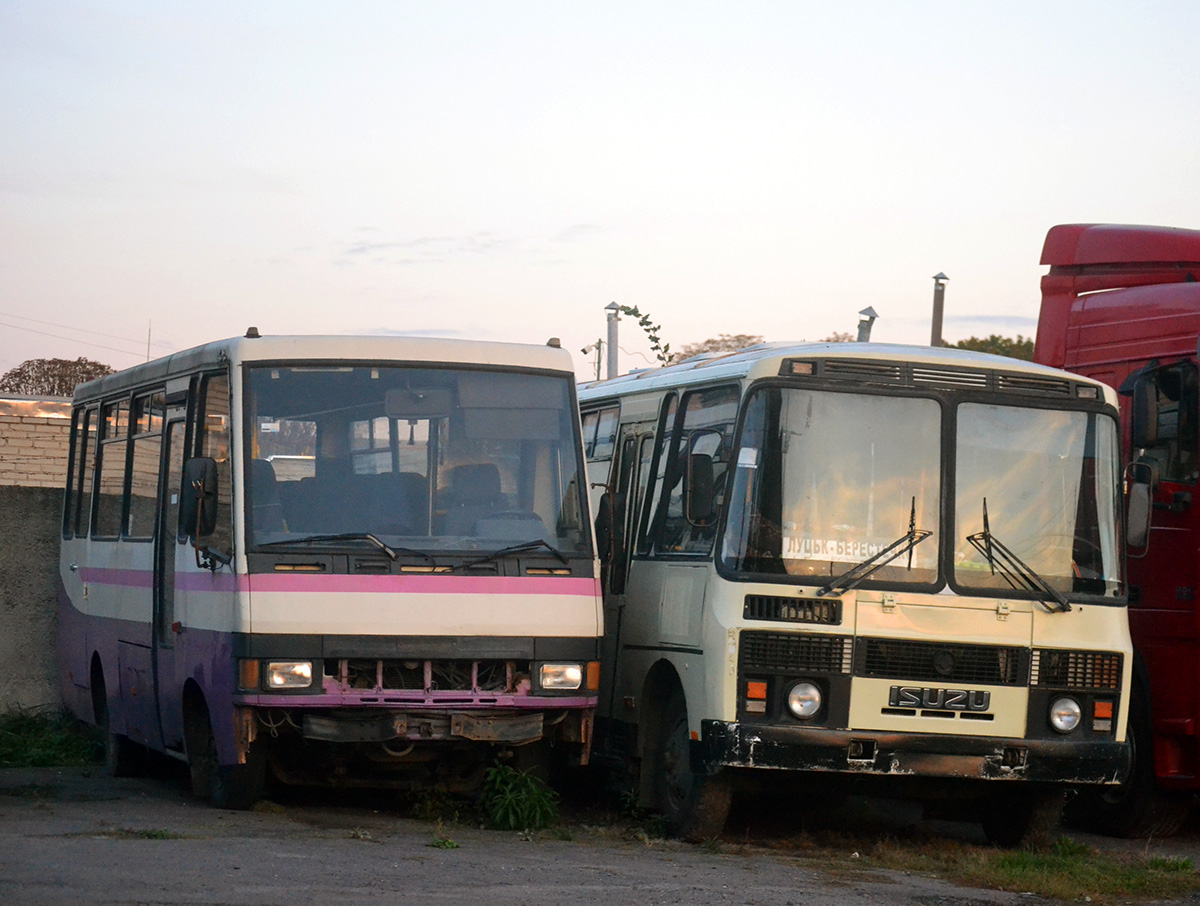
[786,681,822,720]
[1049,697,1082,733]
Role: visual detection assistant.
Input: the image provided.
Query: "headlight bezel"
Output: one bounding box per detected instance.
[1049,696,1083,734]
[263,660,315,690]
[537,662,584,691]
[786,680,823,720]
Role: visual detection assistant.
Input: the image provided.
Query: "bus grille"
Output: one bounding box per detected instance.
[739,632,853,674]
[1031,649,1123,690]
[854,638,1028,686]
[330,659,524,693]
[743,595,842,625]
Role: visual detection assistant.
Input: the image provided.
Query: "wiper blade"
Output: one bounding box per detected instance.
[817,497,932,597]
[456,539,569,571]
[257,533,437,566]
[966,499,1071,613]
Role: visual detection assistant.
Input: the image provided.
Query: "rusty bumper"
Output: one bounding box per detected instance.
[695,720,1131,785]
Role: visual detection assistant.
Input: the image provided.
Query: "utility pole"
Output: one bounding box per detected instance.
[930,273,948,346]
[580,340,603,381]
[605,302,620,380]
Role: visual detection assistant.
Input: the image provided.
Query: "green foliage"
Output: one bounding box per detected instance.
[0,709,101,768]
[852,833,1200,902]
[0,357,115,396]
[480,763,559,831]
[952,334,1035,361]
[618,305,671,364]
[407,785,463,823]
[427,820,461,849]
[671,333,763,363]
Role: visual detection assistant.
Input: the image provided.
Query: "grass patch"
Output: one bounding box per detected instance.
[0,708,101,768]
[100,827,186,840]
[800,833,1199,903]
[480,763,559,831]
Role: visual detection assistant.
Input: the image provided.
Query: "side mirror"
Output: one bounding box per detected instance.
[1126,461,1154,554]
[1131,378,1159,449]
[180,457,218,539]
[594,491,614,562]
[686,453,715,526]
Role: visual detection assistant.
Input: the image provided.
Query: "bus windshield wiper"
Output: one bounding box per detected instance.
[816,497,932,597]
[258,533,437,566]
[966,499,1071,613]
[456,539,569,571]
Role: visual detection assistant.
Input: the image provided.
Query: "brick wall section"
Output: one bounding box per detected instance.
[0,397,71,711]
[0,400,73,489]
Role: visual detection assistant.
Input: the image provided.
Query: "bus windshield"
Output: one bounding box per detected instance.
[721,387,1122,597]
[245,365,589,555]
[954,403,1122,598]
[721,388,941,586]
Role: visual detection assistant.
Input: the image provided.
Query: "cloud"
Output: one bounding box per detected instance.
[341,232,509,264]
[553,223,602,242]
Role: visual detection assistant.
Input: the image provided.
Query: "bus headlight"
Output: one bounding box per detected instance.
[786,681,822,720]
[266,661,314,689]
[1049,697,1082,733]
[539,663,583,690]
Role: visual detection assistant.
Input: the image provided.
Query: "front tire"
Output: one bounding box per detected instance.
[981,787,1064,849]
[184,699,265,810]
[1066,682,1192,838]
[655,688,733,842]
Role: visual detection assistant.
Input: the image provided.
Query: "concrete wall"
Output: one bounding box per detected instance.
[0,397,71,711]
[0,486,64,710]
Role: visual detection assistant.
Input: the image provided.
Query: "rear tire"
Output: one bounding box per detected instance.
[655,687,733,843]
[92,670,143,778]
[1065,682,1193,838]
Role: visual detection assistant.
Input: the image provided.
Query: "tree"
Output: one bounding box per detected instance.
[0,357,116,397]
[818,331,854,343]
[671,333,764,363]
[952,335,1034,361]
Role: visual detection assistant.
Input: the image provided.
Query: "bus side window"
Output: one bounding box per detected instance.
[92,398,129,538]
[63,407,97,538]
[639,393,678,555]
[650,385,739,556]
[126,391,165,539]
[196,374,233,554]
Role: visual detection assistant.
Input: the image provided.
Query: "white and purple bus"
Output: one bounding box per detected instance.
[58,333,601,807]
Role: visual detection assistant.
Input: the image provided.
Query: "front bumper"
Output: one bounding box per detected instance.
[696,720,1131,785]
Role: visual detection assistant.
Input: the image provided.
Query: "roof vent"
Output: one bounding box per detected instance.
[245,326,260,339]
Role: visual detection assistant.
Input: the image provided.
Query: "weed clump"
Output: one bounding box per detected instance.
[480,763,559,831]
[0,708,101,768]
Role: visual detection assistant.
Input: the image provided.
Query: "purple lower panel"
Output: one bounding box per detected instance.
[54,580,242,765]
[240,692,598,709]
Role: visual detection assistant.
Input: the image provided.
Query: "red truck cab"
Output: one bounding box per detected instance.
[1036,223,1200,835]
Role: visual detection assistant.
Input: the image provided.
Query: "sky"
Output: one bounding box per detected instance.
[2,1,1198,381]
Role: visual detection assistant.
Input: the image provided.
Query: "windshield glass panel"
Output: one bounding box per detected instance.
[722,388,941,586]
[245,365,589,554]
[954,404,1122,596]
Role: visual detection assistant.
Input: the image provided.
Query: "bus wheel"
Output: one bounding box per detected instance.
[1066,685,1192,838]
[184,700,265,811]
[655,688,732,843]
[981,787,1063,849]
[91,670,143,778]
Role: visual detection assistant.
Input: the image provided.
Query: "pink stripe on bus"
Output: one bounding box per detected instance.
[79,567,598,598]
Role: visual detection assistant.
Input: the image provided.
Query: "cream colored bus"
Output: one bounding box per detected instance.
[579,342,1131,846]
